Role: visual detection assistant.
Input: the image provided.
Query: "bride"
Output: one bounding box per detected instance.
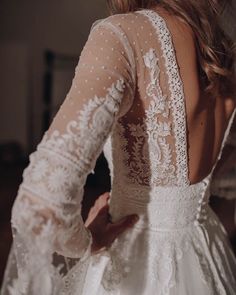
[1,0,236,294]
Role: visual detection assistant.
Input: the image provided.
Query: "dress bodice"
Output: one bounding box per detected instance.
[102,9,236,231]
[103,9,235,190]
[2,8,236,295]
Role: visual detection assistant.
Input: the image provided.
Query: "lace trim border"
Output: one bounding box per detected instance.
[137,9,189,186]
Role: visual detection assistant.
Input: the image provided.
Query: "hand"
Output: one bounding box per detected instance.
[85,192,139,254]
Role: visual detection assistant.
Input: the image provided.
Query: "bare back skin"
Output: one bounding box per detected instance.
[154,6,236,184]
[3,5,236,294]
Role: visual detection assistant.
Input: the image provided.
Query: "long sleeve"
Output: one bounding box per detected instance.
[8,17,135,294]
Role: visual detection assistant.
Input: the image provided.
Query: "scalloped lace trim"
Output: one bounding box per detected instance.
[138,9,189,186]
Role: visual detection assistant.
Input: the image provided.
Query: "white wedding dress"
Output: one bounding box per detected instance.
[1,9,236,295]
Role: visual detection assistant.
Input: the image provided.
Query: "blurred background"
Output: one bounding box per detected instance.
[0,0,236,287]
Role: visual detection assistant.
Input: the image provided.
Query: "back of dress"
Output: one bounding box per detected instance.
[102,10,236,295]
[103,9,189,189]
[103,9,235,188]
[1,7,236,295]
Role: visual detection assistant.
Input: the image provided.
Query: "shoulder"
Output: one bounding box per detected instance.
[91,12,146,34]
[151,7,195,41]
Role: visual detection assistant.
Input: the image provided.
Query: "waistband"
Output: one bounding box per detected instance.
[109,182,210,230]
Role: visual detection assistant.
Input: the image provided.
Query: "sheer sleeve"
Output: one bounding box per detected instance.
[8,18,134,293]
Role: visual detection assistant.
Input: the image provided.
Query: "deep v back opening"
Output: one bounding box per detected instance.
[138,8,236,186]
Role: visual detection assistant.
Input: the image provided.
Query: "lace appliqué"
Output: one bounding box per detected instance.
[18,78,125,207]
[101,236,132,292]
[9,78,125,294]
[126,49,176,186]
[138,10,189,186]
[143,49,170,118]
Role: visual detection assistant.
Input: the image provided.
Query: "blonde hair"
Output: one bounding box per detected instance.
[107,0,236,99]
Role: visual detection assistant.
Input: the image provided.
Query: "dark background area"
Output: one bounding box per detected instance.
[0,0,110,285]
[0,0,236,288]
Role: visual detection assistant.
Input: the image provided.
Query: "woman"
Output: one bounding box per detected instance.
[1,0,236,294]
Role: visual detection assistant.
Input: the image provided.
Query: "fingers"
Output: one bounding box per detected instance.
[86,191,140,252]
[88,192,110,218]
[97,203,110,216]
[93,192,110,217]
[85,192,110,227]
[95,192,110,211]
[108,214,139,237]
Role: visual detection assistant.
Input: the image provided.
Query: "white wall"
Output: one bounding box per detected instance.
[0,0,108,152]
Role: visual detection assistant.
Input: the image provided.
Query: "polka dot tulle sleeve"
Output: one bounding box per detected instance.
[9,19,135,294]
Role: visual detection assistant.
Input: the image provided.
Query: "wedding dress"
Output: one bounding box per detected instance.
[1,9,236,295]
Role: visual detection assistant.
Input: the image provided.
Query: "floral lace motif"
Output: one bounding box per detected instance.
[101,203,236,295]
[126,48,176,186]
[3,9,236,295]
[138,10,189,186]
[110,10,189,187]
[20,79,125,207]
[9,79,126,294]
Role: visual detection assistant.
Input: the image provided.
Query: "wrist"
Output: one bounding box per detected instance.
[89,231,108,254]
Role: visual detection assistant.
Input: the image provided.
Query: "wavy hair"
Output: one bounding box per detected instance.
[107,0,236,99]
